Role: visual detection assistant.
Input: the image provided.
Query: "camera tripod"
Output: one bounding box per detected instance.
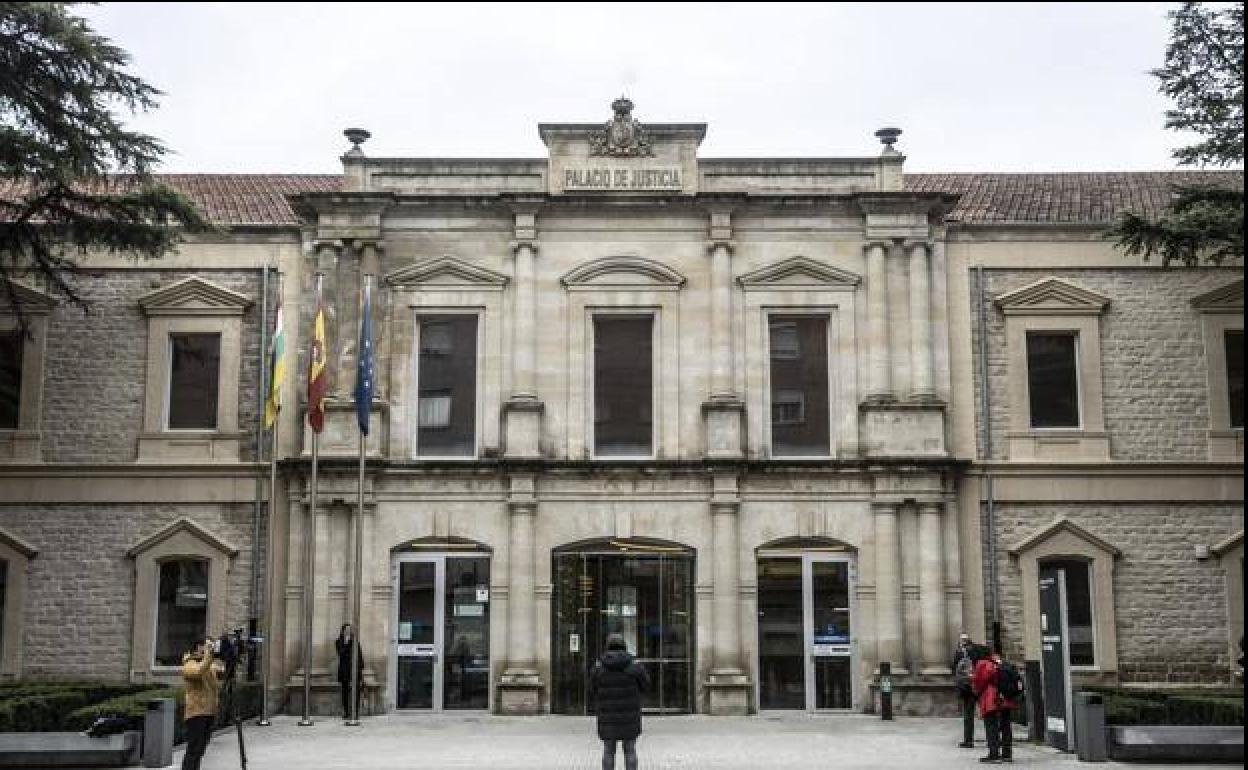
[221,658,248,769]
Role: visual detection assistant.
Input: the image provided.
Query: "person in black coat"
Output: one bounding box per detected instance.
[589,634,650,770]
[334,623,365,718]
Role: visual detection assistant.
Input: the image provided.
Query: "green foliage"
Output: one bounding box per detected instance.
[0,681,170,732]
[63,686,182,734]
[1089,686,1245,726]
[1107,2,1245,266]
[0,2,209,316]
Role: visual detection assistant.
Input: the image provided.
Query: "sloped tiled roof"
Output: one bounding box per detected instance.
[905,171,1242,225]
[2,170,1241,227]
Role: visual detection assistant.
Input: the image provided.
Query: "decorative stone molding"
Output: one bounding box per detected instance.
[136,276,251,463]
[1008,517,1121,673]
[995,276,1110,461]
[383,256,509,291]
[560,256,686,291]
[736,256,861,291]
[127,517,239,682]
[0,282,56,462]
[1191,280,1243,460]
[1212,529,1243,680]
[588,97,654,158]
[0,527,36,679]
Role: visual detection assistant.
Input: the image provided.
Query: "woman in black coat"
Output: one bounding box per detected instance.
[334,623,365,719]
[589,634,650,770]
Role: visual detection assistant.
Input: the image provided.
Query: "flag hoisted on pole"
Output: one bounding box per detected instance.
[264,290,286,429]
[300,273,327,727]
[354,279,374,435]
[347,274,374,726]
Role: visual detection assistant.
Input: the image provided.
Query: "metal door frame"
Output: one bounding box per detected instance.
[756,551,858,713]
[389,552,491,712]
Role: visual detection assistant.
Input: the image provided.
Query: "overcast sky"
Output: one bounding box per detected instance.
[83,2,1207,173]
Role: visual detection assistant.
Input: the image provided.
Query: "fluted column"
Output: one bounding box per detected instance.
[504,208,543,459]
[864,241,892,401]
[709,240,734,398]
[498,474,541,714]
[918,502,949,673]
[907,241,935,400]
[873,502,905,671]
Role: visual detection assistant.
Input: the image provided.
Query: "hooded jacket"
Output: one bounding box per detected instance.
[180,650,221,720]
[589,649,650,741]
[971,656,1017,716]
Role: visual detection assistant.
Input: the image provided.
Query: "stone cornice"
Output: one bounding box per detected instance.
[1007,516,1121,558]
[0,281,57,315]
[126,516,241,558]
[994,276,1110,316]
[0,527,38,559]
[137,276,252,317]
[1191,278,1243,313]
[1211,529,1243,557]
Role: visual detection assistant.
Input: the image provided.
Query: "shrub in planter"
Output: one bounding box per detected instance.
[1163,694,1244,726]
[64,687,184,734]
[0,691,94,732]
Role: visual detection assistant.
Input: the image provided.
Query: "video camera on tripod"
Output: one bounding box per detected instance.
[215,627,248,682]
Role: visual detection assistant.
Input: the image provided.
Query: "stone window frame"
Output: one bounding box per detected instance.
[560,256,686,461]
[0,528,37,680]
[1191,279,1243,460]
[136,277,251,463]
[383,256,509,460]
[1211,529,1243,680]
[1008,516,1121,674]
[127,517,238,682]
[994,277,1110,462]
[736,256,861,459]
[0,282,56,462]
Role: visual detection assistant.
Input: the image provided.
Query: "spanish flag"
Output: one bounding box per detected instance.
[263,293,285,429]
[307,285,328,434]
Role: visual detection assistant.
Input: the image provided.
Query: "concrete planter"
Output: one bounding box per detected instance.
[0,731,140,767]
[1108,725,1244,763]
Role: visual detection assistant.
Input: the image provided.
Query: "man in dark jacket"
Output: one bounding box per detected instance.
[334,623,365,719]
[952,633,976,748]
[589,634,650,770]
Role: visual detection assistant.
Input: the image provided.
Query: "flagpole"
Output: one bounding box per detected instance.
[299,271,323,728]
[259,271,282,727]
[347,274,370,727]
[249,265,269,683]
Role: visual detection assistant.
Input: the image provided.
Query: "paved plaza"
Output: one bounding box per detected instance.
[182,714,1227,770]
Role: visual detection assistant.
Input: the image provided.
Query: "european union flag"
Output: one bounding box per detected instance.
[354,280,375,434]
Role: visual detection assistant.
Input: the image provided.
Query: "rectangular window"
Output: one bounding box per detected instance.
[593,315,653,456]
[1226,330,1244,429]
[417,316,477,456]
[1052,560,1096,667]
[769,316,830,456]
[0,331,21,430]
[154,560,208,666]
[167,333,220,430]
[1026,332,1080,428]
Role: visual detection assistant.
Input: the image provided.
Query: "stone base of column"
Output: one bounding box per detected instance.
[701,397,745,460]
[867,672,959,717]
[497,668,543,715]
[919,664,951,676]
[502,397,544,459]
[705,668,751,716]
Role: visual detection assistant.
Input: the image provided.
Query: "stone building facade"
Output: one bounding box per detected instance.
[0,102,1240,718]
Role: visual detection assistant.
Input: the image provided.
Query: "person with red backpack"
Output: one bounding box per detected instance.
[971,645,1020,763]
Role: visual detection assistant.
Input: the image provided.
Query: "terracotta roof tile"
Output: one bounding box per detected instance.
[3,171,1241,227]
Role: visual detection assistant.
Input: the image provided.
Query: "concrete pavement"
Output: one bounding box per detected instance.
[184,714,1228,770]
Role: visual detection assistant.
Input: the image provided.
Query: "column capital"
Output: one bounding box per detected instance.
[903,239,932,254]
[917,500,944,515]
[863,239,892,254]
[509,239,539,257]
[313,239,343,269]
[870,500,900,515]
[705,239,734,256]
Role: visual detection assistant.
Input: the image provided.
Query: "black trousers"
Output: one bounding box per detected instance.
[984,708,1013,758]
[339,681,362,717]
[602,738,638,770]
[960,691,976,744]
[181,715,213,770]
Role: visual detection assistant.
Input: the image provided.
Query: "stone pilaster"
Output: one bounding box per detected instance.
[864,241,893,402]
[706,474,750,714]
[702,207,745,459]
[907,240,935,400]
[918,502,948,673]
[498,474,542,713]
[503,208,544,458]
[873,501,907,673]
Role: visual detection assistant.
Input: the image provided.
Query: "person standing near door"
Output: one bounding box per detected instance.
[953,633,977,748]
[335,623,365,718]
[589,633,650,770]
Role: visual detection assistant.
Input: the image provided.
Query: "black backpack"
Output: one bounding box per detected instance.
[996,660,1023,699]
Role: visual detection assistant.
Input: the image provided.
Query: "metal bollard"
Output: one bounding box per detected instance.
[1073,692,1108,762]
[879,661,893,721]
[142,697,175,768]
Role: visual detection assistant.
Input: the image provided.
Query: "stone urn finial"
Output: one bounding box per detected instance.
[343,127,371,157]
[874,127,903,155]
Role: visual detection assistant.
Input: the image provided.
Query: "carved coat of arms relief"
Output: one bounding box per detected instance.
[589,97,654,158]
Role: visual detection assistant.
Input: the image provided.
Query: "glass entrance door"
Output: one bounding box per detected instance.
[392,554,490,711]
[552,545,694,714]
[757,553,855,711]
